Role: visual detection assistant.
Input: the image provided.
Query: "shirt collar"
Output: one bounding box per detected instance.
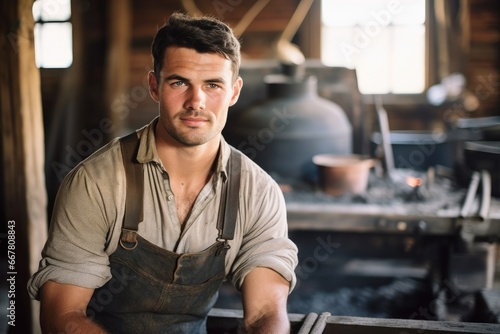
[135,116,232,182]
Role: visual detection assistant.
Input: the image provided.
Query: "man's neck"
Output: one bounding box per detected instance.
[154,127,220,184]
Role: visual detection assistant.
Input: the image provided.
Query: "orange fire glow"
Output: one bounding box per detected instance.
[406,176,423,188]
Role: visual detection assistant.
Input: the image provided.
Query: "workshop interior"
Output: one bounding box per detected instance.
[1,0,500,333]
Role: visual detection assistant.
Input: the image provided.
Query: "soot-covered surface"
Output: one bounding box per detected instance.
[286,277,435,319]
[214,273,436,320]
[215,230,438,320]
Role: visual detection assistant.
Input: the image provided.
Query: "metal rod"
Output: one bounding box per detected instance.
[310,312,330,334]
[460,171,481,218]
[374,95,395,178]
[479,170,491,221]
[297,312,318,334]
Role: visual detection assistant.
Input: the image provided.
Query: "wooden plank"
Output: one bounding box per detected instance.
[285,196,500,236]
[105,0,132,137]
[286,209,459,235]
[207,308,500,334]
[0,0,48,333]
[322,316,500,334]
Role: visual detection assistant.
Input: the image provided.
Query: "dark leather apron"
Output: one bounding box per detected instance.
[86,132,241,334]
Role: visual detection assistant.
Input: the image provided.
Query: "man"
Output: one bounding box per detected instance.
[28,12,298,334]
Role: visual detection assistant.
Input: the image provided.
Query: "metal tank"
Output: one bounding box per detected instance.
[225,72,352,184]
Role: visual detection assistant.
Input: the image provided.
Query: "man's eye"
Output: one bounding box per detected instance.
[172,81,185,87]
[207,83,220,89]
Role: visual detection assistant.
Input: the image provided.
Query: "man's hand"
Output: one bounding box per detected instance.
[40,280,108,334]
[240,267,291,333]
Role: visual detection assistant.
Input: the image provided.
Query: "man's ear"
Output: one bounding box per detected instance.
[148,71,160,102]
[229,76,243,107]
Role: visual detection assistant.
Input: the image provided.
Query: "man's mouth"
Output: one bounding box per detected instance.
[180,116,207,127]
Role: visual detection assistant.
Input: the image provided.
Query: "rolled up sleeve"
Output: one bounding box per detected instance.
[229,169,298,292]
[28,158,121,300]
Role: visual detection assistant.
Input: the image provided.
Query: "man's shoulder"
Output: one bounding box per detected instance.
[81,136,122,167]
[62,136,124,185]
[81,120,153,168]
[70,123,154,181]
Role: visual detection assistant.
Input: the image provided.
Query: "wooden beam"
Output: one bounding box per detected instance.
[207,308,500,334]
[0,0,48,333]
[105,0,132,137]
[321,315,500,334]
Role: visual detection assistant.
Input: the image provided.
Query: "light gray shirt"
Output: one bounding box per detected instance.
[28,118,298,299]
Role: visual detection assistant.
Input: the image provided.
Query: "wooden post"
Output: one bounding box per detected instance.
[105,0,132,137]
[0,0,48,333]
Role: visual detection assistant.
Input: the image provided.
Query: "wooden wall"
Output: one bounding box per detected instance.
[38,0,499,212]
[1,1,48,332]
[126,0,302,128]
[42,0,303,137]
[467,0,500,119]
[39,0,499,137]
[40,0,306,215]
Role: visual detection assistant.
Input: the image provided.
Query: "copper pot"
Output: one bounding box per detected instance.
[313,154,376,196]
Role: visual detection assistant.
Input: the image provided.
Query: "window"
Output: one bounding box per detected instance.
[32,0,73,68]
[321,0,426,94]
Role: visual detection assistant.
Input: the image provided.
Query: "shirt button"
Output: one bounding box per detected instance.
[167,194,174,201]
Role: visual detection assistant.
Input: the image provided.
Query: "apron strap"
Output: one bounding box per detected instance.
[119,132,143,247]
[119,131,241,244]
[217,147,242,241]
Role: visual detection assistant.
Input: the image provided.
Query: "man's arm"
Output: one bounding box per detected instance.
[40,280,108,334]
[240,267,291,334]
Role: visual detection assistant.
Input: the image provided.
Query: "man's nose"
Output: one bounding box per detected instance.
[185,86,206,110]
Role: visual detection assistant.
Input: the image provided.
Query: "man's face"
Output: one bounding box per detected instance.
[148,47,242,147]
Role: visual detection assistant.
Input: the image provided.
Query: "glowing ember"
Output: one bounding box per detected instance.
[406,176,423,188]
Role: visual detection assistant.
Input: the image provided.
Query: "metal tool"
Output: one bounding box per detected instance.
[374,95,395,178]
[460,169,491,221]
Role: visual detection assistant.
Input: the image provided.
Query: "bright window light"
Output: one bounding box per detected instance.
[34,22,73,68]
[321,0,426,94]
[33,0,73,68]
[33,0,71,21]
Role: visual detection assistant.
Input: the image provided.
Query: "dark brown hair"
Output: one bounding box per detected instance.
[151,12,241,81]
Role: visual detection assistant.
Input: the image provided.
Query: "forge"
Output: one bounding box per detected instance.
[215,167,500,323]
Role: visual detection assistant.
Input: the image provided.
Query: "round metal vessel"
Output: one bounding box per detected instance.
[226,74,352,183]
